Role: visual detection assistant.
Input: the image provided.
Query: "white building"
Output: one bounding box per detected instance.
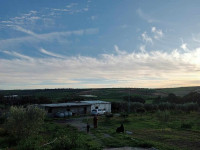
[39,100,111,116]
[81,100,111,113]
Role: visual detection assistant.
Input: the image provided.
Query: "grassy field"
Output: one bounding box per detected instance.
[86,112,200,150]
[0,119,102,150]
[0,111,200,150]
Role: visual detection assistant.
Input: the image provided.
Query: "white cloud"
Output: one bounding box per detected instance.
[40,48,65,58]
[0,28,99,49]
[180,43,188,51]
[139,45,146,53]
[136,8,159,23]
[1,46,200,89]
[141,32,153,44]
[120,24,128,29]
[91,16,97,20]
[151,26,163,39]
[52,2,88,15]
[2,50,33,61]
[13,25,37,36]
[114,45,127,55]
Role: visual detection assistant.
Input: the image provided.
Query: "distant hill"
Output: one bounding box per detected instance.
[0,86,200,103]
[156,86,200,97]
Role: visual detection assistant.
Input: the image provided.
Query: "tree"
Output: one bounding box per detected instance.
[123,95,145,103]
[5,106,46,139]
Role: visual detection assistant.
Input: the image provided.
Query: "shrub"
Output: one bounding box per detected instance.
[5,106,46,139]
[130,102,144,112]
[105,113,113,118]
[0,113,6,124]
[0,127,7,136]
[156,110,170,123]
[53,133,84,149]
[181,122,193,129]
[17,135,46,150]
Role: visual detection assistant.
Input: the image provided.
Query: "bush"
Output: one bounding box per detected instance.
[17,135,46,150]
[130,102,144,112]
[0,113,6,124]
[181,122,193,129]
[124,95,145,103]
[53,133,84,149]
[0,127,7,136]
[105,113,113,118]
[5,106,46,139]
[156,110,170,123]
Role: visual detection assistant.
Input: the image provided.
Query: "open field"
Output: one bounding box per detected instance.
[86,112,200,150]
[1,86,200,103]
[0,87,200,149]
[0,109,200,150]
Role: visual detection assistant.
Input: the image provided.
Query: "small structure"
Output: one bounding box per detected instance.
[39,102,91,117]
[39,100,111,117]
[81,100,111,113]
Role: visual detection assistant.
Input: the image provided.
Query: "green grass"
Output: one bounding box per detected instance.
[1,111,200,149]
[88,112,200,150]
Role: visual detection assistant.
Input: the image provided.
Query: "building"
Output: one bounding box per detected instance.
[81,100,111,113]
[39,100,111,116]
[39,102,91,116]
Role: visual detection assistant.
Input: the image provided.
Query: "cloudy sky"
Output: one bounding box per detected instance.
[1,0,200,89]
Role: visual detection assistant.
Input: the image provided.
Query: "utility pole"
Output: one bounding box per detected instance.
[128,88,130,113]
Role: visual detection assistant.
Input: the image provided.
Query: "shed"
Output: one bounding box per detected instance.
[81,100,111,113]
[39,102,91,116]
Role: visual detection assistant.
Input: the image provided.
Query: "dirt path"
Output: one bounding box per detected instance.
[65,117,89,132]
[103,147,157,150]
[59,117,157,150]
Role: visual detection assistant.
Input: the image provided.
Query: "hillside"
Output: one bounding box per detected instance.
[1,86,200,103]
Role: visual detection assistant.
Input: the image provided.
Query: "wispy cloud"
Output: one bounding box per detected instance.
[0,1,90,30]
[0,28,99,49]
[40,48,65,58]
[136,8,159,23]
[13,25,37,36]
[51,2,89,15]
[139,45,146,53]
[1,45,200,89]
[141,32,153,44]
[180,43,188,51]
[151,27,163,39]
[2,50,33,60]
[91,15,97,20]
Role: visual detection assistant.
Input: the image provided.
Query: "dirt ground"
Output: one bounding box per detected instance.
[61,117,157,150]
[103,147,157,150]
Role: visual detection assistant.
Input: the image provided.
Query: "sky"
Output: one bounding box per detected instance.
[0,0,200,90]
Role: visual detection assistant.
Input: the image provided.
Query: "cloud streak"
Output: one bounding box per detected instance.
[1,46,200,89]
[0,28,99,49]
[40,48,65,58]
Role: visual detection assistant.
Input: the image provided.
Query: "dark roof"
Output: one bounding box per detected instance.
[40,102,91,108]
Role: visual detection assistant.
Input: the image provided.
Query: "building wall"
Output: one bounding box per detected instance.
[45,105,91,116]
[90,103,111,113]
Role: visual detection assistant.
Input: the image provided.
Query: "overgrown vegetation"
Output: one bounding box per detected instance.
[5,106,46,139]
[0,87,200,149]
[0,106,102,150]
[88,112,200,150]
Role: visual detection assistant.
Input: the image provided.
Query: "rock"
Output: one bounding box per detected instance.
[126,131,133,135]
